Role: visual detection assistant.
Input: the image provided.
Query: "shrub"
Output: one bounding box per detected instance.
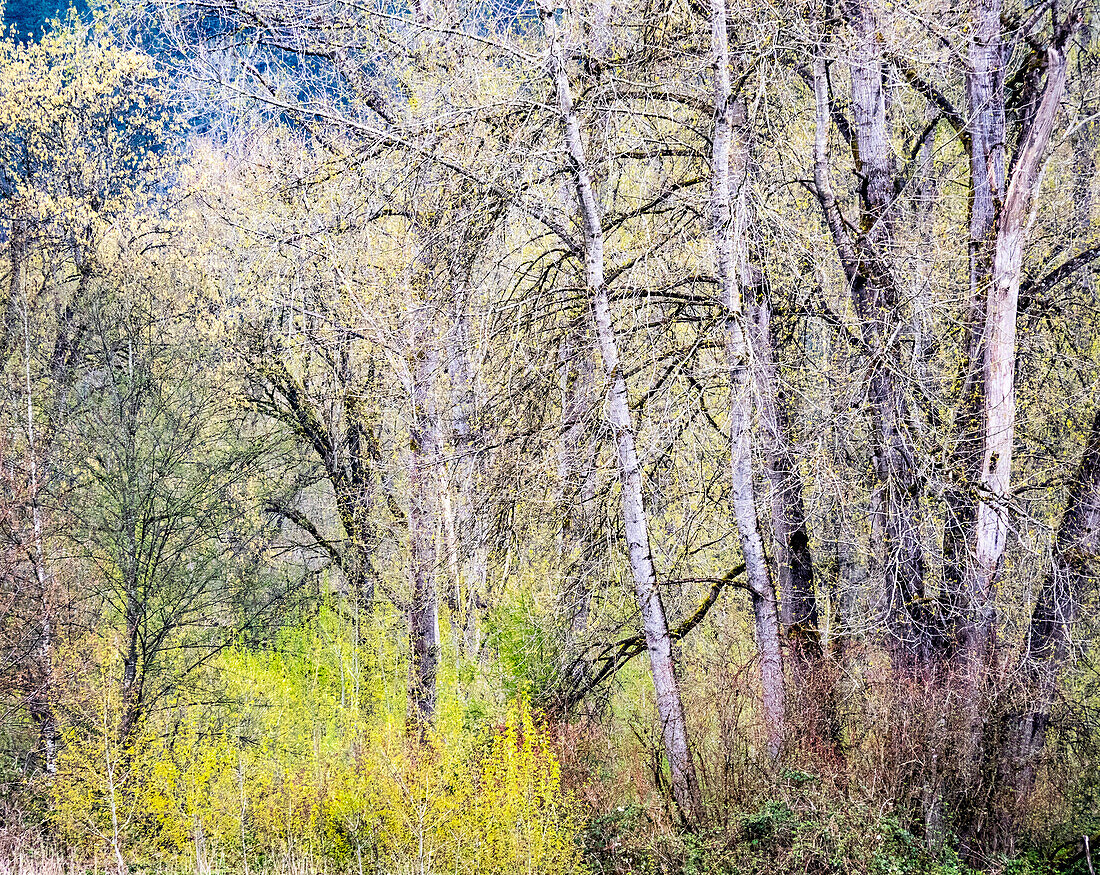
[47,622,587,875]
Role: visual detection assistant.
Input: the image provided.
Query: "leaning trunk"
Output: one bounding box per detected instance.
[960,27,1073,673]
[948,10,1078,853]
[541,4,702,822]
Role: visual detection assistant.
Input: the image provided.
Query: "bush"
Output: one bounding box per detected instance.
[47,620,587,875]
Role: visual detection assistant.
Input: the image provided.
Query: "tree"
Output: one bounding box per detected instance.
[0,9,171,774]
[61,267,287,745]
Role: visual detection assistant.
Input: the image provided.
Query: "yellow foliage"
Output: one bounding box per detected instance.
[49,622,587,875]
[0,11,171,232]
[452,698,586,875]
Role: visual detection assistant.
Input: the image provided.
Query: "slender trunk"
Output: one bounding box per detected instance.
[540,3,702,822]
[104,713,128,875]
[339,345,377,616]
[407,304,441,730]
[811,60,866,664]
[846,5,929,669]
[751,290,848,761]
[20,247,57,775]
[966,0,1007,307]
[119,503,142,743]
[445,296,487,655]
[556,322,599,641]
[1006,110,1100,775]
[709,0,785,758]
[1005,109,1100,786]
[556,0,612,648]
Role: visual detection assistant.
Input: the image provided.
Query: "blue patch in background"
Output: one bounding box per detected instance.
[3,0,88,40]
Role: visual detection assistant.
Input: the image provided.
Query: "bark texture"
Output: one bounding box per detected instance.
[749,294,818,658]
[960,25,1075,671]
[710,0,786,758]
[541,2,703,821]
[811,46,930,669]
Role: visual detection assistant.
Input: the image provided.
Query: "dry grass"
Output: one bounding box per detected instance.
[0,841,333,875]
[0,846,81,875]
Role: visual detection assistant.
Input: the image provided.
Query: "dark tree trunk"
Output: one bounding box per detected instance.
[811,43,931,671]
[407,309,441,731]
[998,371,1100,827]
[749,293,819,660]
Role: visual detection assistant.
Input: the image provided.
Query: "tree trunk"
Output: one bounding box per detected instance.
[540,2,703,822]
[846,1,933,671]
[750,295,818,657]
[948,11,1079,852]
[445,291,488,656]
[1006,101,1100,778]
[556,321,600,641]
[337,343,377,616]
[943,0,1007,670]
[407,303,441,730]
[709,0,786,758]
[811,50,930,670]
[961,24,1074,672]
[119,493,142,744]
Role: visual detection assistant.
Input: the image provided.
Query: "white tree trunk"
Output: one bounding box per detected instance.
[965,29,1073,666]
[540,3,702,821]
[445,298,488,657]
[709,0,786,758]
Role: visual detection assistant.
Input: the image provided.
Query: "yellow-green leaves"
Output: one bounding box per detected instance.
[0,11,173,237]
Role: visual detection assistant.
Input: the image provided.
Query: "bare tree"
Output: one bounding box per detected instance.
[539,0,703,821]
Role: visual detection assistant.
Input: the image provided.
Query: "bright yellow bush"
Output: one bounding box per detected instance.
[448,698,587,875]
[49,618,588,875]
[51,701,239,864]
[271,697,587,875]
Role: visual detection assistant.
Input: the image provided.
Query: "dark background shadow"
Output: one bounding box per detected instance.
[4,0,88,40]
